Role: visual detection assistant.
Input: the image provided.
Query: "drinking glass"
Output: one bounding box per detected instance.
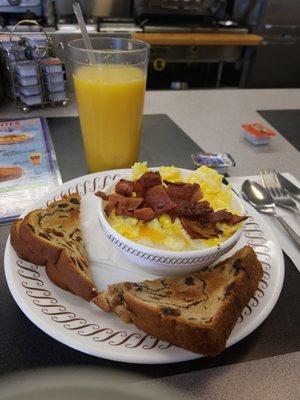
[68,37,150,172]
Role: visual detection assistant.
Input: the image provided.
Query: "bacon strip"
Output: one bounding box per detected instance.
[172,200,213,218]
[134,207,156,222]
[137,171,162,188]
[144,185,177,214]
[180,218,222,239]
[96,171,247,240]
[201,209,248,225]
[115,179,135,197]
[96,191,143,217]
[164,181,202,202]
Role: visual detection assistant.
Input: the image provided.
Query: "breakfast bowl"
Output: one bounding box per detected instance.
[97,166,246,276]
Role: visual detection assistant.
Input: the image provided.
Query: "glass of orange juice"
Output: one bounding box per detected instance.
[68,37,150,172]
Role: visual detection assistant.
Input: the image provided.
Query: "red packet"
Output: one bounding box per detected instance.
[241,122,276,145]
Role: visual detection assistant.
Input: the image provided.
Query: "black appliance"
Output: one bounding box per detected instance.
[133,0,227,23]
[234,0,300,88]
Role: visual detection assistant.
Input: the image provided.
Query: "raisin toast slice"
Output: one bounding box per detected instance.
[93,246,263,356]
[11,219,46,265]
[10,194,97,301]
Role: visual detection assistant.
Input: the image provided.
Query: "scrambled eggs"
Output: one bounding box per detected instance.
[108,163,242,251]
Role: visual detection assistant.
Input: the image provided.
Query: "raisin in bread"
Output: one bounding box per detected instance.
[93,246,263,356]
[10,194,97,301]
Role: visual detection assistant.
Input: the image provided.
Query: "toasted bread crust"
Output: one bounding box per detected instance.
[10,194,97,302]
[10,219,46,265]
[18,195,81,264]
[95,246,263,356]
[124,247,262,355]
[46,250,97,301]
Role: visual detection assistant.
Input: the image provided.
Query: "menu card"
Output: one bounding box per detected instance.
[0,118,61,224]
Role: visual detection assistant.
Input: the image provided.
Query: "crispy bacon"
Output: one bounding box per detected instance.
[137,171,162,188]
[115,179,135,197]
[95,191,109,201]
[180,218,222,239]
[229,214,248,225]
[96,170,247,239]
[172,200,213,218]
[134,207,156,222]
[134,171,162,196]
[164,181,202,202]
[144,185,177,214]
[202,209,248,225]
[103,193,125,216]
[115,196,143,217]
[98,192,143,217]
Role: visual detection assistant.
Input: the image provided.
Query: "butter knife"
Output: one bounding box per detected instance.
[278,174,300,201]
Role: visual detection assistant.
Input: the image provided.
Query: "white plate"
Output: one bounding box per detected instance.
[4,169,285,364]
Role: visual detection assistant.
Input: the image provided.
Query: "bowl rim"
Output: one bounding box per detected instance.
[97,168,245,257]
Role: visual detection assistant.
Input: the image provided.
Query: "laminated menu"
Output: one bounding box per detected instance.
[0,118,61,224]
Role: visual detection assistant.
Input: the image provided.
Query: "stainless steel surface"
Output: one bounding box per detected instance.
[99,22,143,33]
[53,0,131,19]
[0,0,42,15]
[278,174,300,201]
[151,45,243,64]
[241,180,300,247]
[258,0,300,35]
[56,24,98,33]
[143,24,248,33]
[246,36,300,88]
[260,170,300,214]
[133,0,226,17]
[237,0,300,88]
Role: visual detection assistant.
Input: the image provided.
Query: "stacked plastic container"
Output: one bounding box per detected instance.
[14,60,43,106]
[40,57,67,103]
[0,27,67,110]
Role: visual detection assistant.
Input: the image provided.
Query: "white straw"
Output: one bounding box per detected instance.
[73,2,96,64]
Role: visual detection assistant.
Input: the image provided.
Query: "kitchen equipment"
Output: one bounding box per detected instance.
[2,19,68,111]
[241,180,300,247]
[235,0,300,87]
[278,173,300,201]
[0,0,42,16]
[133,0,227,21]
[54,0,131,19]
[260,169,300,214]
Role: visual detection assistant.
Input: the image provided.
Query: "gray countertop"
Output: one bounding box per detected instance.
[0,89,299,399]
[1,88,299,178]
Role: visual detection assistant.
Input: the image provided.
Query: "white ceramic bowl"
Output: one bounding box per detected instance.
[97,171,245,276]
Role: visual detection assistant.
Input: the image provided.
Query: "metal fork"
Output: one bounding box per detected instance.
[260,169,300,215]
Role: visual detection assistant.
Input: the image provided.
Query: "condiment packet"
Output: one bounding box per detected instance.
[191,152,235,175]
[242,122,276,145]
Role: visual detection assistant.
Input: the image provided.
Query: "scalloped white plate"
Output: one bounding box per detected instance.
[4,169,284,364]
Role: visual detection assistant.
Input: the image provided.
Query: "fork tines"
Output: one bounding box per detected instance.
[260,169,282,199]
[260,169,299,214]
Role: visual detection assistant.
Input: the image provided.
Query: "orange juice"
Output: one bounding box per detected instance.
[73,65,146,172]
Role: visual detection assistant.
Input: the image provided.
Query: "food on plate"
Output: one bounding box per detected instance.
[93,246,263,356]
[10,193,97,301]
[0,166,23,182]
[96,163,247,251]
[0,133,32,145]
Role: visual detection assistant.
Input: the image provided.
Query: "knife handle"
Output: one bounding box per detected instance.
[275,215,300,247]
